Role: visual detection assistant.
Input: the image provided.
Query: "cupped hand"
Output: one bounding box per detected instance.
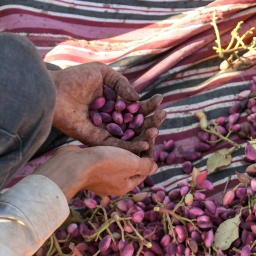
[49,62,166,154]
[34,145,158,201]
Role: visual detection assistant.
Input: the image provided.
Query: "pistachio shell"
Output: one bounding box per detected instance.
[106,123,123,136]
[90,96,106,110]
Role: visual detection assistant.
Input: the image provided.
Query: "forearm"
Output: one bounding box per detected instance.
[0,175,69,256]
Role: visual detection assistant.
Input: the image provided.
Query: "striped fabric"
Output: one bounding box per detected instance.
[1,0,256,195]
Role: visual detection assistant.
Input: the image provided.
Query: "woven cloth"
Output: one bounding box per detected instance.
[1,0,256,194]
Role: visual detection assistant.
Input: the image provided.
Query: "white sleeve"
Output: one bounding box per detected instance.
[0,174,70,256]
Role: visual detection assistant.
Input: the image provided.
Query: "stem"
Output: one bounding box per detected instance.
[223,176,231,196]
[204,126,240,148]
[116,219,125,242]
[207,138,222,144]
[248,195,252,215]
[106,226,116,244]
[99,205,109,221]
[88,220,100,232]
[85,218,115,241]
[154,206,196,226]
[92,250,101,256]
[212,246,221,255]
[57,233,71,244]
[111,195,130,205]
[69,243,83,256]
[228,146,237,155]
[232,182,242,192]
[46,235,54,256]
[143,226,157,240]
[251,239,256,249]
[226,21,243,51]
[166,213,178,243]
[162,213,167,234]
[136,243,144,256]
[126,233,151,248]
[52,234,65,256]
[233,23,254,51]
[173,196,185,213]
[49,248,56,256]
[89,207,100,221]
[232,247,241,253]
[211,12,223,58]
[127,220,152,248]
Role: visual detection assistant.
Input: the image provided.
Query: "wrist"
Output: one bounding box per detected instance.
[34,146,96,202]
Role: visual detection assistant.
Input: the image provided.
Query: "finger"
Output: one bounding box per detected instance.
[128,161,157,191]
[141,136,156,159]
[133,127,157,158]
[71,121,110,146]
[133,127,158,144]
[133,127,158,141]
[97,62,139,101]
[135,156,158,176]
[138,127,158,160]
[74,117,150,154]
[139,94,163,116]
[128,175,148,190]
[101,136,149,155]
[136,109,167,134]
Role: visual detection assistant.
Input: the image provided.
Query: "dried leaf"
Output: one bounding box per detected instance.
[207,148,232,173]
[235,171,251,185]
[213,214,240,250]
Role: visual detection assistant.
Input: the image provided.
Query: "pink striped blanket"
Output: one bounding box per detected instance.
[1,0,256,195]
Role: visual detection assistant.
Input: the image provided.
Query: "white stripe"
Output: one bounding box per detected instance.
[18,32,72,39]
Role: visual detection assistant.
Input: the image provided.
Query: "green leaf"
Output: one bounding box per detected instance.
[207,148,232,173]
[213,214,240,250]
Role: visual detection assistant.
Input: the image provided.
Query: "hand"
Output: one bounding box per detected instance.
[49,62,166,154]
[34,145,158,201]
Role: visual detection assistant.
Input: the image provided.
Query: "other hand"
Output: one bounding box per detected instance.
[34,145,158,201]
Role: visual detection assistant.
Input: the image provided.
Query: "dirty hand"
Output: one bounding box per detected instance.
[49,62,166,154]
